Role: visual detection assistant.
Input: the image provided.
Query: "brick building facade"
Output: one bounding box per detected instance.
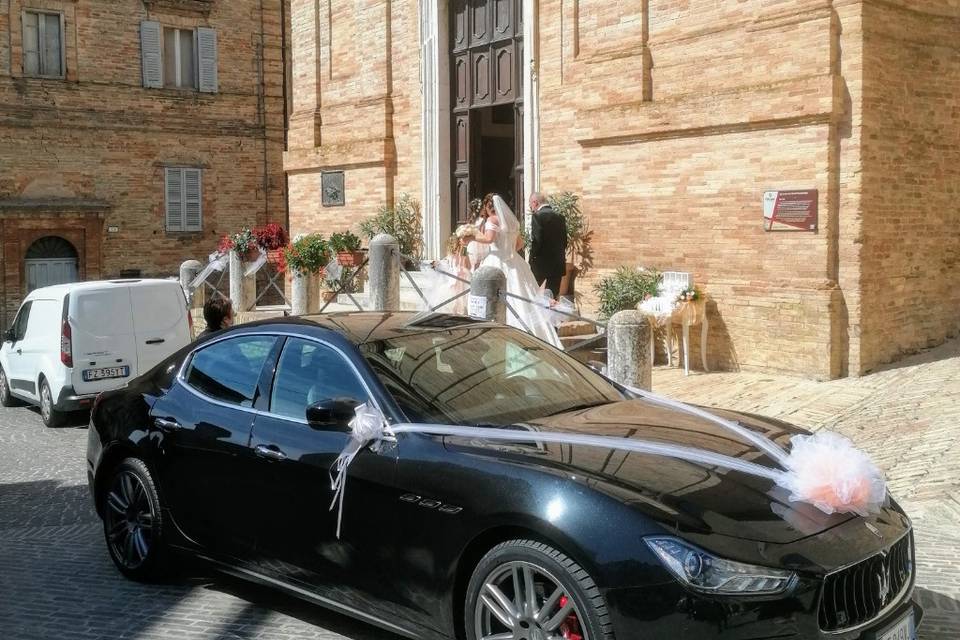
[0,0,290,330]
[286,0,959,379]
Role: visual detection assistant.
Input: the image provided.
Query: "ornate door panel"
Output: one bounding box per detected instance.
[451,0,522,227]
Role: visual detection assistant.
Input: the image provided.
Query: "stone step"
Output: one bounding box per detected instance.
[557,320,598,338]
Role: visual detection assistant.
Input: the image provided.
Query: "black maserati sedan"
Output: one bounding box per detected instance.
[87,312,921,640]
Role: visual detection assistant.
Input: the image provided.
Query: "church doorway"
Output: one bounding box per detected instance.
[450,0,524,228]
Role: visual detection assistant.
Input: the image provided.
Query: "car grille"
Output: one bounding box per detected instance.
[818,532,913,632]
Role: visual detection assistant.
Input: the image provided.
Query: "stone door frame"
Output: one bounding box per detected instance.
[419,0,540,259]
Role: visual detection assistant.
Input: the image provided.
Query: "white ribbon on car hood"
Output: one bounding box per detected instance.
[329,387,886,538]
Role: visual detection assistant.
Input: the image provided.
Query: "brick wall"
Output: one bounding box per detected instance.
[285,0,958,378]
[0,0,289,329]
[858,0,960,372]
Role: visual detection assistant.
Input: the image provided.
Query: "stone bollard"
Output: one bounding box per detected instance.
[607,310,653,391]
[179,259,202,307]
[290,270,321,315]
[368,234,400,311]
[469,266,507,323]
[228,250,257,312]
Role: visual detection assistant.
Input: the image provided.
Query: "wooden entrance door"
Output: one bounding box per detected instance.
[451,0,523,227]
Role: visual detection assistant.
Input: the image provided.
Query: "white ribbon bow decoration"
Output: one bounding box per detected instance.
[328,403,388,538]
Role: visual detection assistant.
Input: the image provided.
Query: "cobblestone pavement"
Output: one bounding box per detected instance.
[654,336,960,639]
[0,407,397,640]
[1,338,958,640]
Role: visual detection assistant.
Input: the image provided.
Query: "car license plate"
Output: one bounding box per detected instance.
[876,611,915,640]
[82,366,130,382]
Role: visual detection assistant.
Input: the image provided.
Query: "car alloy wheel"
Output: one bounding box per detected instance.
[104,469,155,571]
[475,561,588,640]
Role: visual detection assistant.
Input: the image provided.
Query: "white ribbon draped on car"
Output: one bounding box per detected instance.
[329,387,887,538]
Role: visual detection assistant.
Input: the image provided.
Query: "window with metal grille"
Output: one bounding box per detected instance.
[165,167,203,232]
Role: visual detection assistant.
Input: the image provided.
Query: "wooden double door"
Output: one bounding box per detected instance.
[451,0,524,228]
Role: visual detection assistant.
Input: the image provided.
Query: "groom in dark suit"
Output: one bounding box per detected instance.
[528,192,567,299]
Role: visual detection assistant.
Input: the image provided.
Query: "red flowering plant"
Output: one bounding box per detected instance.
[254,223,289,251]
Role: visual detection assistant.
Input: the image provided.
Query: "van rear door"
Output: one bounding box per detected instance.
[130,282,191,373]
[70,288,137,396]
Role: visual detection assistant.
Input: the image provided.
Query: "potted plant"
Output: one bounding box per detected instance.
[283,233,330,276]
[254,223,289,265]
[329,231,364,267]
[219,227,260,261]
[359,193,424,269]
[547,192,592,297]
[594,266,662,320]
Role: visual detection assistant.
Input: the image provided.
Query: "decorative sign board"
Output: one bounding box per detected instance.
[468,294,488,320]
[321,171,345,207]
[763,190,818,232]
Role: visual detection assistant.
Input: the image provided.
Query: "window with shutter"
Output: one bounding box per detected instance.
[165,168,203,232]
[183,169,203,231]
[22,10,63,77]
[196,28,218,93]
[140,21,163,88]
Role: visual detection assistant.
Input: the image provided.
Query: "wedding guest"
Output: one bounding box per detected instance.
[423,234,471,315]
[528,191,567,300]
[198,297,233,339]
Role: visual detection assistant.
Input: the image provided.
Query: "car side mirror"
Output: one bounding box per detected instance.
[305,397,361,431]
[2,328,14,343]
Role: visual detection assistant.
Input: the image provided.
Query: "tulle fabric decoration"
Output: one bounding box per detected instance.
[779,431,887,516]
[420,257,470,315]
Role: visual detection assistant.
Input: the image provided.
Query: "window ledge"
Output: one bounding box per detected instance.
[143,0,213,15]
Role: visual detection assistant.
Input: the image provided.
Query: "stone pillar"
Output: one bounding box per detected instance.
[291,270,321,315]
[179,260,202,308]
[228,251,257,312]
[470,266,507,323]
[607,310,653,391]
[368,234,400,311]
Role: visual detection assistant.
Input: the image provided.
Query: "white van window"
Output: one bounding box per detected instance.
[73,290,134,337]
[24,300,60,339]
[131,285,184,334]
[10,302,32,341]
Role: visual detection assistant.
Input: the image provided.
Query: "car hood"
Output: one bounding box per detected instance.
[448,399,856,544]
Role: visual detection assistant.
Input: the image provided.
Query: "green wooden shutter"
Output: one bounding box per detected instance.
[196,28,218,93]
[165,168,184,231]
[22,12,40,75]
[183,169,202,231]
[140,21,163,88]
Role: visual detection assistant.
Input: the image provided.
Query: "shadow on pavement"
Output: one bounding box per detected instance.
[916,587,960,640]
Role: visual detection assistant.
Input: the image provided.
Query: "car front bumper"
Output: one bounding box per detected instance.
[604,581,922,640]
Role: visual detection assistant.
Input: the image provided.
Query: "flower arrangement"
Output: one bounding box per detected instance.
[218,227,258,257]
[676,287,701,304]
[254,223,289,251]
[284,233,331,275]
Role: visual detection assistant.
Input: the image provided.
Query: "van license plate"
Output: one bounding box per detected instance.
[876,611,915,640]
[83,366,130,382]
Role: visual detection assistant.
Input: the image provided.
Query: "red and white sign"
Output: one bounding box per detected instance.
[763,190,818,232]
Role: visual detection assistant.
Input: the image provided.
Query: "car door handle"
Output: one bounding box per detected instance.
[254,444,287,462]
[16,348,22,355]
[154,417,182,433]
[145,338,165,345]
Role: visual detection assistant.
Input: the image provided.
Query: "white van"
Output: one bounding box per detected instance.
[0,279,192,426]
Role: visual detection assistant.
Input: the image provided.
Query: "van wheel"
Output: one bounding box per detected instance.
[0,367,18,407]
[39,380,64,427]
[102,458,169,582]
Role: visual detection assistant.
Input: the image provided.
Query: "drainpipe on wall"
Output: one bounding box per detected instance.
[280,0,291,232]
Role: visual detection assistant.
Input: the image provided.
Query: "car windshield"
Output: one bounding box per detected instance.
[359,326,625,425]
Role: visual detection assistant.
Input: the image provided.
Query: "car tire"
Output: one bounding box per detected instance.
[465,539,615,640]
[101,457,169,582]
[39,379,65,427]
[0,367,19,407]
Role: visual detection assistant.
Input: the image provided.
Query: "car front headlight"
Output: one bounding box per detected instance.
[645,536,796,595]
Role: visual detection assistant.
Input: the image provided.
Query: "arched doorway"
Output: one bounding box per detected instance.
[24,236,79,291]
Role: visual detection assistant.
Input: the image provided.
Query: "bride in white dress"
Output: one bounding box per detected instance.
[466,194,563,349]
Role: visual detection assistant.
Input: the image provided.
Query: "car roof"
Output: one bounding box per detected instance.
[27,278,180,299]
[235,311,495,346]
